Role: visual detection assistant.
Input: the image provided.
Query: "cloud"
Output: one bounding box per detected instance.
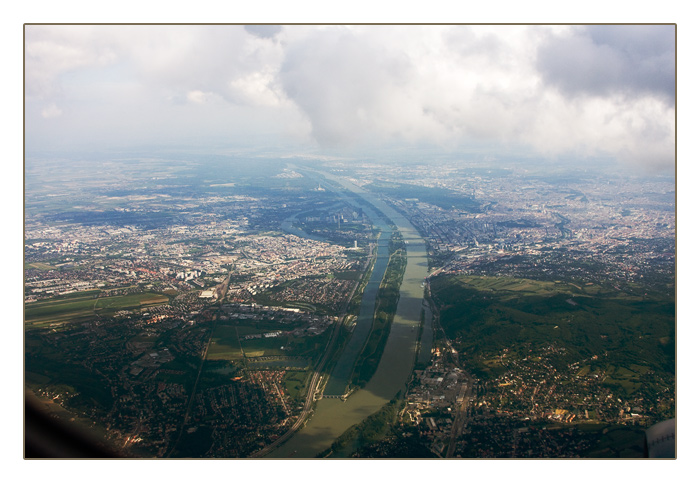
[23,25,675,170]
[278,27,418,146]
[117,25,285,107]
[274,25,674,168]
[536,25,675,103]
[228,70,286,107]
[244,25,283,39]
[24,25,119,99]
[186,90,210,103]
[40,102,62,118]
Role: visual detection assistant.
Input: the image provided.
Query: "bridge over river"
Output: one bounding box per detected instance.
[266,169,431,458]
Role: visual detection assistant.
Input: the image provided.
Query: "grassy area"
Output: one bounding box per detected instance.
[95,293,168,311]
[25,262,55,270]
[207,324,244,361]
[282,370,308,402]
[209,317,329,360]
[172,426,215,457]
[24,291,169,327]
[240,337,287,358]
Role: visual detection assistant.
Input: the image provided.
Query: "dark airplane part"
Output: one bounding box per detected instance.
[644,418,676,458]
[25,395,122,458]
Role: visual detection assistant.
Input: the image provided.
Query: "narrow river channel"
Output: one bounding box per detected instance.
[267,169,430,458]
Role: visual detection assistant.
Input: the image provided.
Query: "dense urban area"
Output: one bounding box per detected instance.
[24,154,675,458]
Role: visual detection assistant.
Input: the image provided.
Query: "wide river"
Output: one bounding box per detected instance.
[267,170,430,458]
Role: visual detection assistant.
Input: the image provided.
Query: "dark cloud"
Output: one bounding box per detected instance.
[244,25,283,39]
[536,25,675,103]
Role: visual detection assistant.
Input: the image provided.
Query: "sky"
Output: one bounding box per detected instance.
[24,24,676,171]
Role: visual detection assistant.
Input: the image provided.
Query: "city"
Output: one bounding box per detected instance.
[24,155,675,458]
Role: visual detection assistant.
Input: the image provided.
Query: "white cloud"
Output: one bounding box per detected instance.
[40,102,62,118]
[23,24,675,169]
[24,25,119,99]
[186,90,210,104]
[228,70,286,107]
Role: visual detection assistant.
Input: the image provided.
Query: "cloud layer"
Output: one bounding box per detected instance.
[25,24,675,169]
[537,25,675,103]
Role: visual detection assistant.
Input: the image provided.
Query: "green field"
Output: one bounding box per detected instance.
[95,293,168,311]
[282,370,309,401]
[207,324,245,360]
[25,291,169,327]
[25,262,55,270]
[208,317,331,365]
[240,337,288,357]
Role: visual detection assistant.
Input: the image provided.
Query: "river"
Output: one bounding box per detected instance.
[323,210,391,396]
[267,169,430,458]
